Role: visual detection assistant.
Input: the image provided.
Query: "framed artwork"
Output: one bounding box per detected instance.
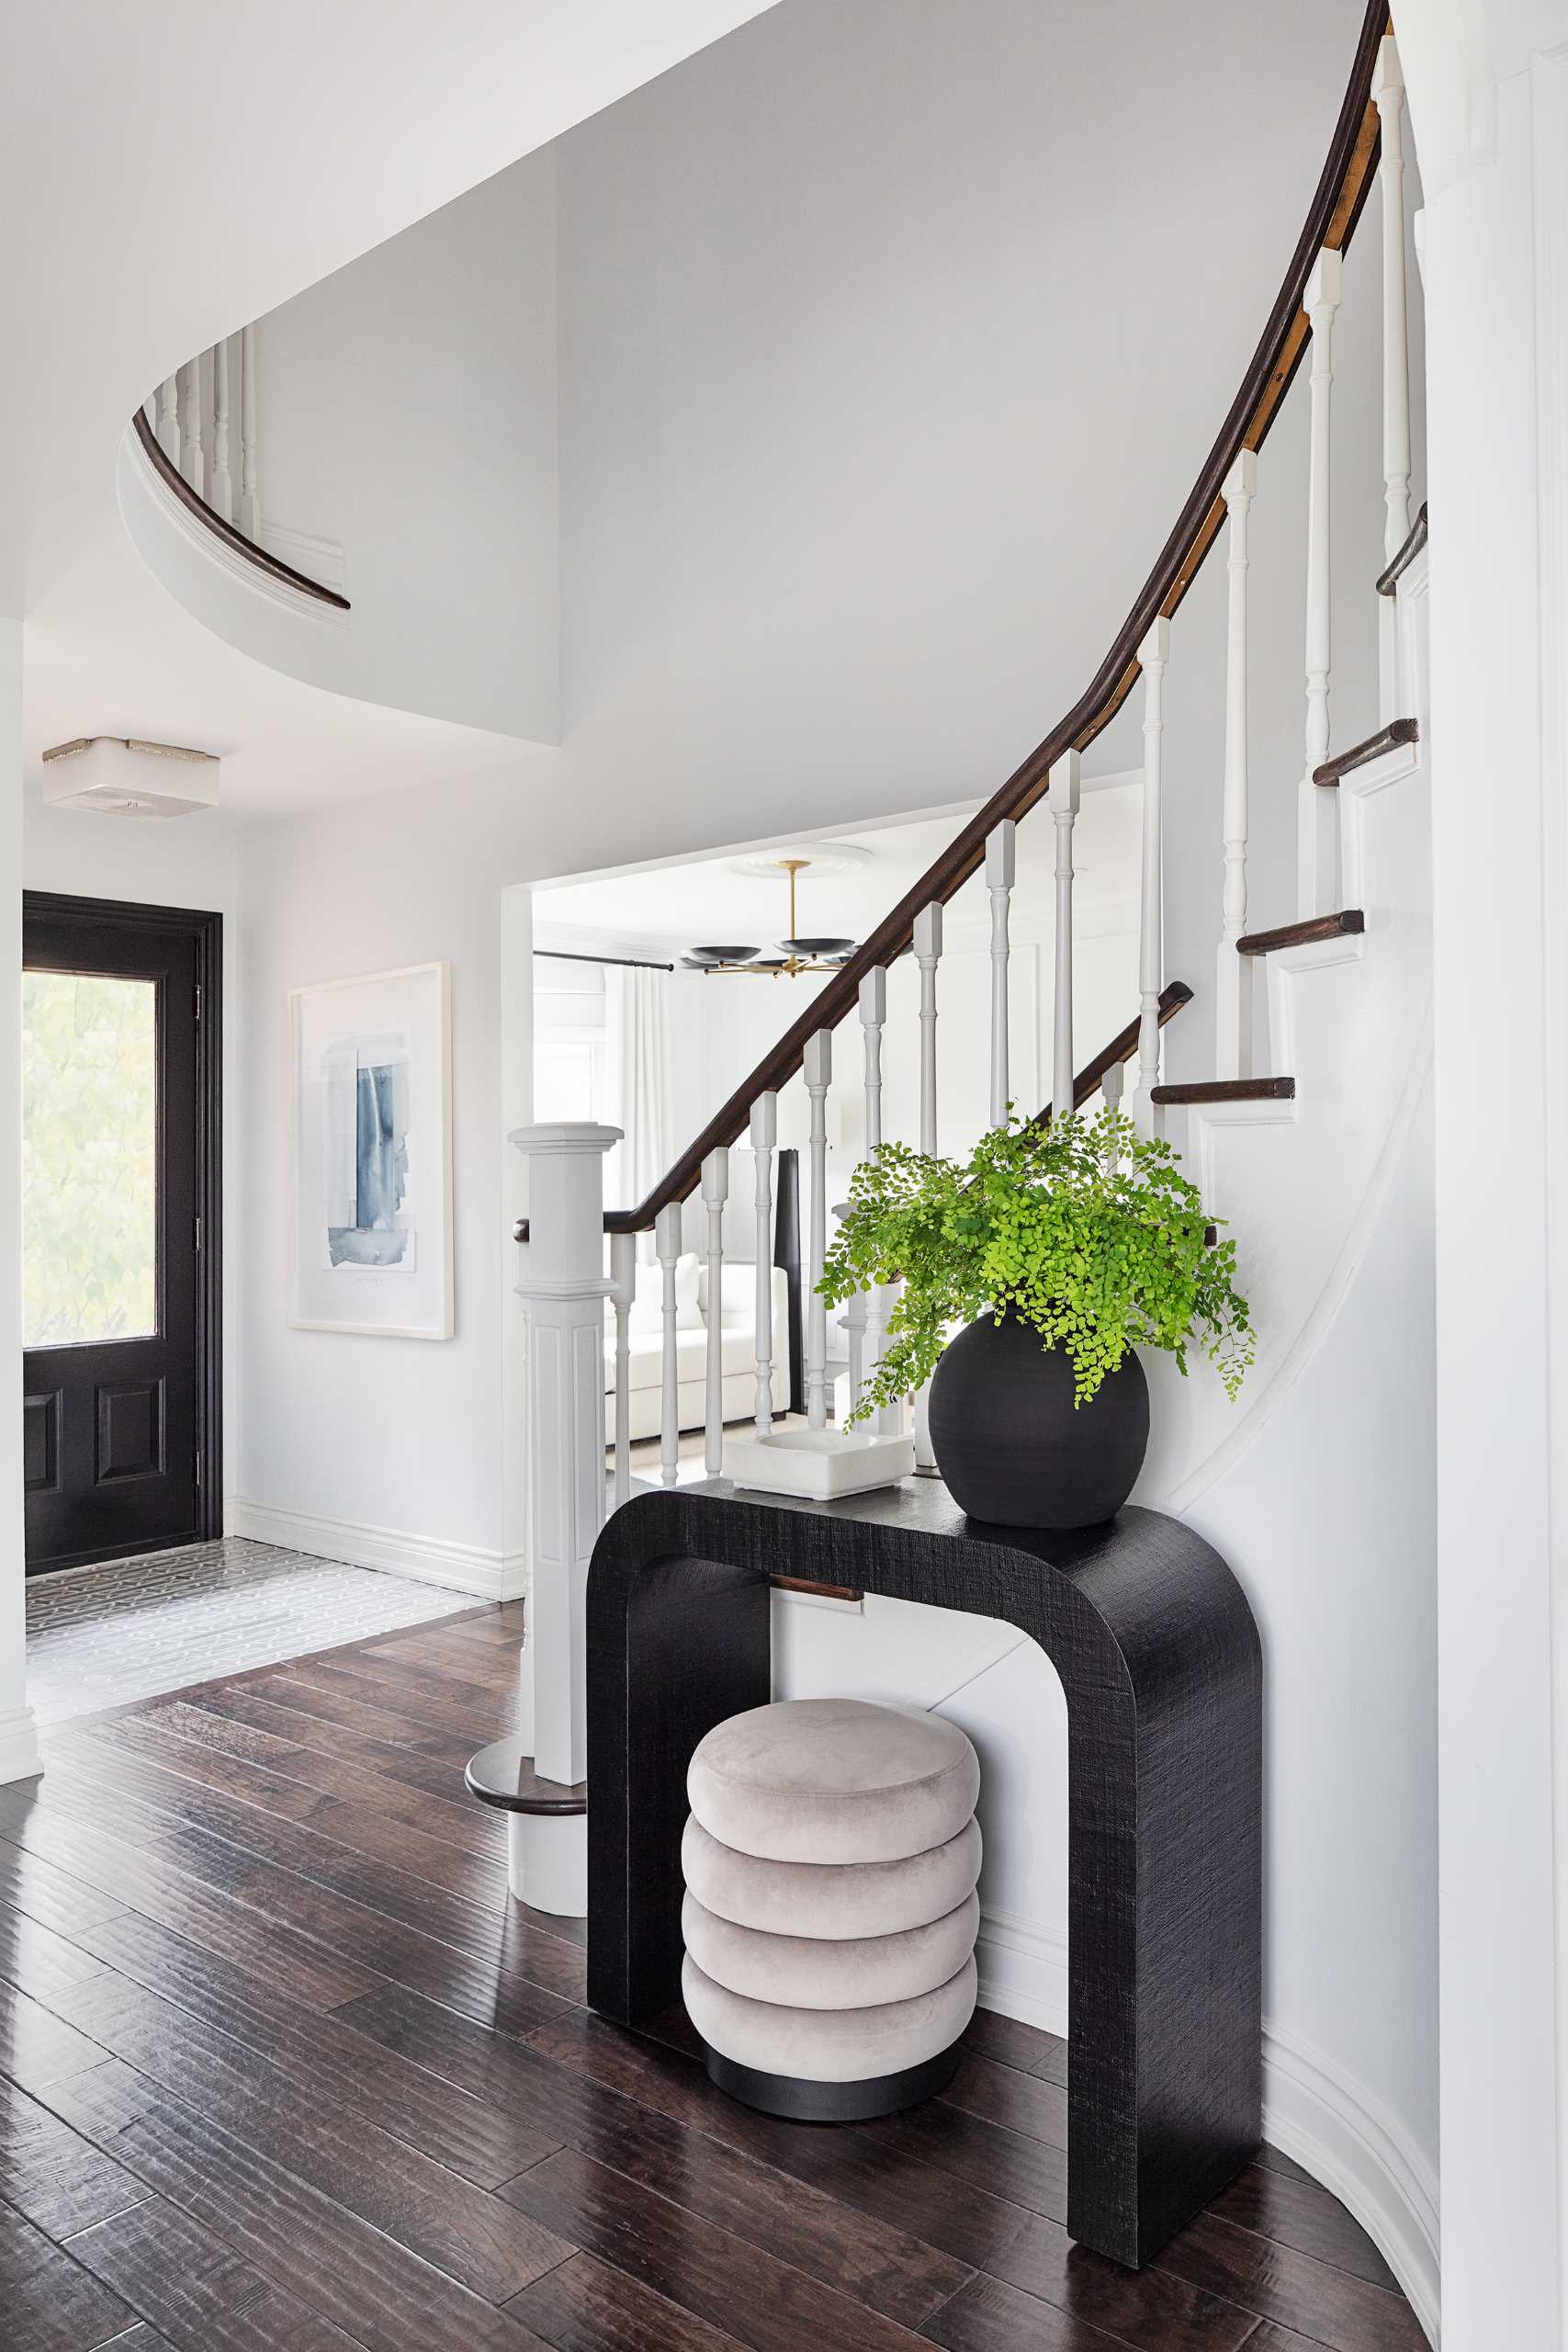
[289,961,453,1339]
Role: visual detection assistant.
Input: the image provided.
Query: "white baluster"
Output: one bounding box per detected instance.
[209,338,235,523]
[750,1094,777,1434]
[155,376,180,467]
[1215,451,1258,1080]
[987,821,1016,1127]
[1300,246,1343,917]
[177,359,204,497]
[240,323,261,539]
[1049,752,1080,1122]
[804,1032,832,1430]
[857,971,887,1422]
[1100,1062,1125,1171]
[656,1201,682,1489]
[702,1149,728,1476]
[1372,38,1412,566]
[512,1118,620,1915]
[1135,617,1170,1114]
[913,902,942,1156]
[609,1230,637,1509]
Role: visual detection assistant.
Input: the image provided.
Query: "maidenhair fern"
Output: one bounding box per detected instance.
[819,1107,1253,1421]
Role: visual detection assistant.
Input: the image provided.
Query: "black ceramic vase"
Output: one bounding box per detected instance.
[926,1312,1149,1529]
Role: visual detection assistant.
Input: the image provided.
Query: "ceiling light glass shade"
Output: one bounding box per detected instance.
[685,944,761,965]
[777,936,855,957]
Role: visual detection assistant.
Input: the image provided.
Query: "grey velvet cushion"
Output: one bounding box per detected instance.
[682,1888,979,2010]
[682,1952,977,2082]
[687,1698,980,1864]
[682,1814,982,1939]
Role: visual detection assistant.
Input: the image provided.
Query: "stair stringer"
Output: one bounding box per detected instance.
[1136,560,1431,1510]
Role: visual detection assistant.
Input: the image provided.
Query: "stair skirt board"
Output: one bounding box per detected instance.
[975,1916,1439,2346]
[225,1498,525,1601]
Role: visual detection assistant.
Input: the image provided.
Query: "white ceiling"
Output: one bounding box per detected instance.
[532,786,1143,954]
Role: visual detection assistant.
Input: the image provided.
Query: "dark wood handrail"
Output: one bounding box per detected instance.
[130,408,351,610]
[536,0,1389,1238]
[514,980,1194,1244]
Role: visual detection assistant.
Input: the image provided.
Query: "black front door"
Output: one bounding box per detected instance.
[22,894,221,1575]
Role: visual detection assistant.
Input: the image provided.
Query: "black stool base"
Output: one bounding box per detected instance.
[700,2034,963,2122]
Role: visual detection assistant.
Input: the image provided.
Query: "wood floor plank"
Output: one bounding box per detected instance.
[501,2146,929,2352]
[938,2052,1068,2147]
[0,1815,377,2013]
[0,2197,138,2350]
[190,1685,506,1808]
[0,1814,130,1939]
[62,2191,370,2351]
[509,2249,750,2352]
[42,2059,560,2352]
[365,1627,523,1686]
[1152,2210,1429,2351]
[68,1910,566,2188]
[82,1699,503,1860]
[1202,2164,1400,2293]
[44,1973,573,2304]
[53,1717,336,1827]
[334,1980,970,2329]
[958,2009,1066,2082]
[210,1678,488,1767]
[0,1982,112,2097]
[297,1646,518,1725]
[0,1902,112,2004]
[915,2269,1134,2351]
[0,2075,152,2239]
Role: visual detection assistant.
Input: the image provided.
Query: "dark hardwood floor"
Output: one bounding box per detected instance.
[0,1602,1427,2352]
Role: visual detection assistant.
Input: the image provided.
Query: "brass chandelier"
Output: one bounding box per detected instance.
[682,858,857,978]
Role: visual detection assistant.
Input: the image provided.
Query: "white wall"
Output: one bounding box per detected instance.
[122,153,561,752]
[0,626,34,1785]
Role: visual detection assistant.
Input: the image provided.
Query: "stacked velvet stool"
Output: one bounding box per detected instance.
[681,1696,983,2119]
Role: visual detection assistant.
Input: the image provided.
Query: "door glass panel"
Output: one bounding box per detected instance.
[23,971,158,1346]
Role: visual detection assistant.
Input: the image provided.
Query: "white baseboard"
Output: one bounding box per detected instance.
[974,1915,1439,2346]
[1263,2023,1440,2346]
[0,1705,41,1787]
[227,1497,525,1603]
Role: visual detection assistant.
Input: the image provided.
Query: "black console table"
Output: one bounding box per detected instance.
[585,1479,1261,2270]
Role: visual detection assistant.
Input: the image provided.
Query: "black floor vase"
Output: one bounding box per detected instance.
[927,1313,1149,1530]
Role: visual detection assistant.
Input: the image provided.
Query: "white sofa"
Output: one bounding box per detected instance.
[606,1256,793,1442]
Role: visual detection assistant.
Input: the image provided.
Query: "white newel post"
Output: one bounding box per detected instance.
[1135,617,1170,1119]
[1300,246,1343,917]
[750,1094,777,1433]
[656,1202,682,1487]
[209,337,235,524]
[804,1031,831,1430]
[1049,752,1080,1122]
[513,1119,620,1916]
[986,821,1016,1127]
[1216,450,1258,1079]
[702,1149,728,1476]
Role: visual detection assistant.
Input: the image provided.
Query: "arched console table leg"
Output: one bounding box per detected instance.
[586,1486,1261,2271]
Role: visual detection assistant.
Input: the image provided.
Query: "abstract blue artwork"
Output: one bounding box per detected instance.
[291,964,453,1338]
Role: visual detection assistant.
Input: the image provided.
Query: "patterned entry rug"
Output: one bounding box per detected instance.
[25,1537,479,1725]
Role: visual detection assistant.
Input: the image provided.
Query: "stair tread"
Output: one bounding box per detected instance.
[1150,1077,1297,1105]
[1236,910,1364,956]
[1314,718,1418,786]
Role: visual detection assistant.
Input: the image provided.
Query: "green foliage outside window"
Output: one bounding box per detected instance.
[23,972,158,1347]
[819,1107,1254,1423]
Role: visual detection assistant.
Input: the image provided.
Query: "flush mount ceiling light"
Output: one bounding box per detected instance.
[41,735,220,820]
[683,854,865,977]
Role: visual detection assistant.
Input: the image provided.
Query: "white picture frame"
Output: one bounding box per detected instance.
[288,960,454,1339]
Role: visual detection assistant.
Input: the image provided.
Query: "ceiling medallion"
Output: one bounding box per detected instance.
[682,859,857,978]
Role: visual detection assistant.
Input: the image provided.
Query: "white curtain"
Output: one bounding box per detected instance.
[604,965,672,1261]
